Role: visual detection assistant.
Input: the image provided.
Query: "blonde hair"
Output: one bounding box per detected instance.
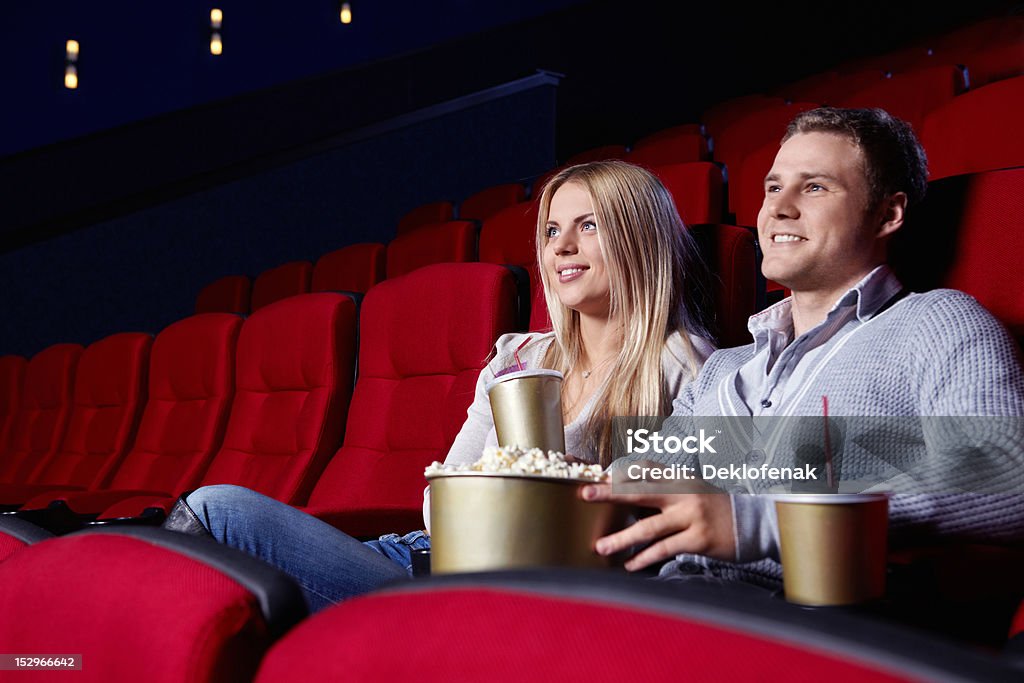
[534,160,711,466]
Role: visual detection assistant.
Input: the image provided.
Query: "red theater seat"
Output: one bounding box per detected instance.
[0,333,151,506]
[713,101,819,213]
[195,275,251,315]
[1009,600,1024,648]
[251,261,313,311]
[731,142,791,299]
[254,570,1019,682]
[300,263,518,536]
[0,356,26,457]
[0,344,82,487]
[650,162,725,226]
[938,168,1024,339]
[922,76,1024,180]
[102,296,356,518]
[312,243,386,295]
[954,35,1024,88]
[396,200,455,235]
[733,141,778,228]
[191,294,355,507]
[837,65,966,132]
[478,201,548,331]
[385,220,478,278]
[777,68,885,106]
[0,516,52,563]
[626,125,708,167]
[702,95,786,141]
[839,46,934,77]
[0,527,306,683]
[527,287,552,333]
[692,224,760,347]
[565,145,629,165]
[930,16,1024,87]
[459,183,527,222]
[34,314,240,516]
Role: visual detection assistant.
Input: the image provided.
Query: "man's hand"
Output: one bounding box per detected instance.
[582,483,736,571]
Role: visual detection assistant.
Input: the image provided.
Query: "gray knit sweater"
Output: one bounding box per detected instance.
[660,286,1024,586]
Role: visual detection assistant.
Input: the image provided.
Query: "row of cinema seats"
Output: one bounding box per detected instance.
[3,520,1024,682]
[196,162,760,346]
[194,181,529,315]
[201,71,1024,326]
[0,263,521,538]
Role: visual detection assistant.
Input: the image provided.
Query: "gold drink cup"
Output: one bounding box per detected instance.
[427,472,626,574]
[774,493,888,606]
[486,369,565,454]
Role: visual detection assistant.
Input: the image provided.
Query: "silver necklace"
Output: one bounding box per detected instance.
[580,355,614,380]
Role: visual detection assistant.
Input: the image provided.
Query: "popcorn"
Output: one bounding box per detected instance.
[425,445,608,482]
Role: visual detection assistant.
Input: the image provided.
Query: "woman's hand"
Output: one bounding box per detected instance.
[581,482,736,571]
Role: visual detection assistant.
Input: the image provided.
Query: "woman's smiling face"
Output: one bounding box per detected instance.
[542,181,611,318]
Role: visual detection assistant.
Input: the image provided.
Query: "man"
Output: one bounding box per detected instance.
[584,107,1024,585]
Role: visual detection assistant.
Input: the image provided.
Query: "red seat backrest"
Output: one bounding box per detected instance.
[251,261,313,312]
[692,224,759,348]
[626,125,708,167]
[565,145,629,166]
[0,344,82,485]
[922,76,1024,180]
[459,184,527,222]
[940,168,1024,336]
[108,314,240,494]
[312,243,386,295]
[305,263,518,535]
[649,161,725,226]
[733,142,779,228]
[255,583,945,682]
[0,530,302,682]
[930,16,1024,87]
[195,275,251,315]
[396,201,455,235]
[702,95,785,140]
[479,201,548,331]
[200,293,357,505]
[837,65,966,132]
[0,356,26,457]
[31,333,151,489]
[713,101,819,212]
[781,68,885,106]
[386,220,478,279]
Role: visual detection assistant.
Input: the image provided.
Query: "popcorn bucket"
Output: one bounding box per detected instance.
[426,471,627,574]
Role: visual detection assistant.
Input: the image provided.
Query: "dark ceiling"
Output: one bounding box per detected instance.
[1,0,1018,159]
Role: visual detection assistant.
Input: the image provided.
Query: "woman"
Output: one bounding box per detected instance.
[169,160,715,612]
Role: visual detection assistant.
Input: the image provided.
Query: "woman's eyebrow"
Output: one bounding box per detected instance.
[547,212,596,226]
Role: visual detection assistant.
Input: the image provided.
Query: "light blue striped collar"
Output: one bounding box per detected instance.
[747,265,905,352]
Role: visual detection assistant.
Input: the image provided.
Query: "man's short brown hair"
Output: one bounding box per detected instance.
[783,107,929,211]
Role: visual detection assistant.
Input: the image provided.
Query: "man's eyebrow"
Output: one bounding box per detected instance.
[763,171,844,184]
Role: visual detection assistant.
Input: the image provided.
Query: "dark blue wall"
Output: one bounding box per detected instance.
[0,82,557,357]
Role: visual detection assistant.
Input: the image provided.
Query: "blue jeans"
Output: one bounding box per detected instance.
[185,485,428,613]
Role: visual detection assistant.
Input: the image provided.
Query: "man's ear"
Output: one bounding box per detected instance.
[877,192,908,238]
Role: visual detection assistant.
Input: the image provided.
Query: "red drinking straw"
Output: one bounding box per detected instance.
[513,336,532,371]
[823,395,835,490]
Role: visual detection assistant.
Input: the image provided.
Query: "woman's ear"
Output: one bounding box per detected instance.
[877,191,908,239]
